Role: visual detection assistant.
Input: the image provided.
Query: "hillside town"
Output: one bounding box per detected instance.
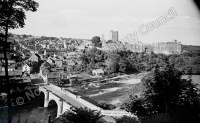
[1,0,200,123]
[1,29,200,123]
[0,31,183,88]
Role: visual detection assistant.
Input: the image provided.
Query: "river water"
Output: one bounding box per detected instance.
[11,98,57,123]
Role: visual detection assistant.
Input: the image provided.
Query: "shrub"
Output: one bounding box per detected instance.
[59,107,104,123]
[98,101,116,110]
[124,65,200,123]
[115,116,139,123]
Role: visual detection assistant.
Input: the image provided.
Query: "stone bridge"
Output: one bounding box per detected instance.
[39,84,132,118]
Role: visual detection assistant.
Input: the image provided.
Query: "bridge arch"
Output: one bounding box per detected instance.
[48,99,58,107]
[39,87,64,117]
[47,99,58,119]
[38,87,49,108]
[47,93,64,117]
[38,91,45,107]
[47,98,60,109]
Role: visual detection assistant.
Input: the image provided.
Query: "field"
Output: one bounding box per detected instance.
[76,74,200,108]
[76,73,146,108]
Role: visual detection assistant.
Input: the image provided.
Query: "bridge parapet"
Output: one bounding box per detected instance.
[49,84,101,110]
[39,84,134,118]
[76,96,101,110]
[39,86,47,92]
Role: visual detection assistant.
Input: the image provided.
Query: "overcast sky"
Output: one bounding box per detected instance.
[10,0,200,45]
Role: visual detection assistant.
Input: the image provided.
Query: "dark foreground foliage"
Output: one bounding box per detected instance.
[124,65,200,123]
[98,101,116,110]
[58,107,104,123]
[115,116,139,123]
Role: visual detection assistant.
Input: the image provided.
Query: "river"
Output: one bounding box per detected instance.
[10,97,57,123]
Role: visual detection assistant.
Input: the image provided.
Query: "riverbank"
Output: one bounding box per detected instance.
[11,99,57,123]
[83,74,200,108]
[75,73,146,108]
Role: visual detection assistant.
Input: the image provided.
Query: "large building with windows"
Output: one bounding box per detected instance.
[102,42,146,53]
[153,40,181,54]
[102,39,181,54]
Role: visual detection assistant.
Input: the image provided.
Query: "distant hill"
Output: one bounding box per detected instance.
[182,45,200,54]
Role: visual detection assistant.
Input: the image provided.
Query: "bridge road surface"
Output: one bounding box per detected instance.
[44,86,87,108]
[43,86,121,123]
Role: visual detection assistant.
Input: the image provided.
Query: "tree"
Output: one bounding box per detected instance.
[115,116,139,123]
[191,56,200,65]
[105,53,120,73]
[98,101,116,110]
[168,56,175,65]
[0,0,39,122]
[124,65,200,122]
[59,107,104,123]
[91,36,101,47]
[118,57,128,73]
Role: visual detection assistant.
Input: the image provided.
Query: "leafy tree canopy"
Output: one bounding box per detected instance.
[91,36,101,47]
[124,65,200,122]
[115,116,139,123]
[59,107,104,123]
[0,0,39,30]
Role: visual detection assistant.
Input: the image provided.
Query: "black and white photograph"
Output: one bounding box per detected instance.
[0,0,200,123]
